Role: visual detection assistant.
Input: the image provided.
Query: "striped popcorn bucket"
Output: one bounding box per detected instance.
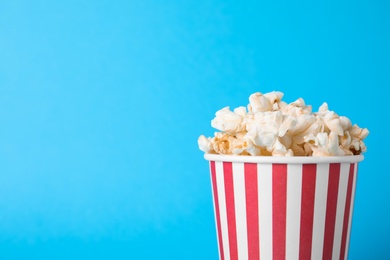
[205,154,364,260]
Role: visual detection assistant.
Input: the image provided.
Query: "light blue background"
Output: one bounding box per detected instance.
[0,0,388,259]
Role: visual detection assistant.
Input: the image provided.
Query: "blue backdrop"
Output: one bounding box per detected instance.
[0,0,388,259]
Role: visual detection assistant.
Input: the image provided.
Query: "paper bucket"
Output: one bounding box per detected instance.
[205,154,364,260]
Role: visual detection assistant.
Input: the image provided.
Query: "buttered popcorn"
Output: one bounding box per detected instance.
[198,91,369,156]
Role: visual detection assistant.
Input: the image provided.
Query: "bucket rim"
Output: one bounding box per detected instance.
[204,154,364,164]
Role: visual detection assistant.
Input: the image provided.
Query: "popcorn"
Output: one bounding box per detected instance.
[198,135,214,154]
[304,132,345,156]
[316,103,344,136]
[211,132,236,154]
[264,91,284,104]
[248,92,273,112]
[272,138,294,156]
[198,91,369,156]
[211,107,246,133]
[245,111,283,150]
[231,135,260,156]
[282,98,312,116]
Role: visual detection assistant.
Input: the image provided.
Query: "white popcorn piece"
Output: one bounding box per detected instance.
[231,135,260,156]
[279,134,293,150]
[291,115,323,145]
[293,115,317,134]
[303,142,313,156]
[233,106,247,117]
[360,141,367,153]
[291,98,306,107]
[318,102,329,113]
[304,133,325,156]
[264,91,284,104]
[304,132,345,156]
[328,131,343,155]
[211,107,245,133]
[278,115,297,137]
[211,132,236,154]
[199,91,369,157]
[282,98,312,117]
[272,138,293,156]
[290,141,307,156]
[315,103,346,136]
[248,92,273,112]
[198,135,214,154]
[322,112,344,136]
[349,137,367,154]
[273,100,288,111]
[339,116,352,131]
[340,131,352,148]
[246,111,283,150]
[349,124,369,140]
[247,130,277,151]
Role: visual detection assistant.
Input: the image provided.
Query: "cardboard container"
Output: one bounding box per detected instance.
[204,154,364,260]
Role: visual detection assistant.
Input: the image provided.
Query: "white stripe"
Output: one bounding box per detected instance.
[210,163,222,259]
[344,163,358,260]
[285,164,303,260]
[232,162,248,260]
[311,163,330,259]
[258,163,273,260]
[215,161,230,260]
[332,163,350,260]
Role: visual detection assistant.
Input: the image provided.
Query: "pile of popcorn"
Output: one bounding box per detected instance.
[198,91,369,156]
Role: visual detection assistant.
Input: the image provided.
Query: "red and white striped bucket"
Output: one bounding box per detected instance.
[205,154,364,260]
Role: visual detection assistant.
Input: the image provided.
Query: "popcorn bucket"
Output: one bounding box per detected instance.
[205,154,364,260]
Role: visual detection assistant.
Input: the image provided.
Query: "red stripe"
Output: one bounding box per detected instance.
[244,163,259,260]
[322,163,341,260]
[339,163,355,260]
[223,162,238,260]
[210,161,225,260]
[299,164,317,260]
[272,164,287,260]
